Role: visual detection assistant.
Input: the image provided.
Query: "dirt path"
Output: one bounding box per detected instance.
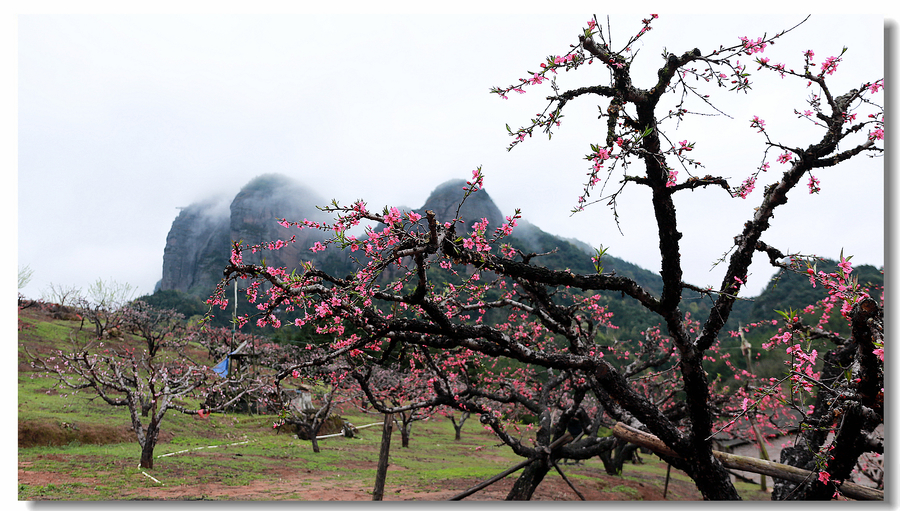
[19,452,704,501]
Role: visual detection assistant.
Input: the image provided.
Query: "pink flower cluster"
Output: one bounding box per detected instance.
[552,54,577,66]
[808,175,821,194]
[736,176,756,199]
[666,169,678,188]
[495,214,519,238]
[384,207,402,227]
[750,115,766,133]
[868,79,884,94]
[739,36,767,54]
[820,55,841,76]
[464,167,484,193]
[463,218,492,252]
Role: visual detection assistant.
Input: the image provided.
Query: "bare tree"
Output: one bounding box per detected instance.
[27,301,259,469]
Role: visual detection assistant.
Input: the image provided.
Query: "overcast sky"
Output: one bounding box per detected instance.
[15,10,887,302]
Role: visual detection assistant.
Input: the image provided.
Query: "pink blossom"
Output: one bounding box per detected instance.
[868,80,884,94]
[751,116,766,132]
[314,302,331,318]
[740,36,767,54]
[384,207,401,226]
[838,256,853,275]
[736,176,756,198]
[772,62,786,78]
[777,151,792,164]
[869,128,884,141]
[808,175,821,194]
[818,471,831,485]
[873,347,884,362]
[666,169,678,188]
[820,56,840,76]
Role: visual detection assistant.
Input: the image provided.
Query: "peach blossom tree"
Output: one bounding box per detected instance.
[213,15,882,500]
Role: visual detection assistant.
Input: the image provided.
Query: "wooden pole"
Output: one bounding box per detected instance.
[549,458,586,500]
[449,432,574,501]
[742,330,770,492]
[372,414,393,501]
[612,422,883,501]
[449,457,535,501]
[662,463,672,499]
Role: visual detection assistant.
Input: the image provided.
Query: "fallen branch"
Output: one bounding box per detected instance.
[612,422,883,501]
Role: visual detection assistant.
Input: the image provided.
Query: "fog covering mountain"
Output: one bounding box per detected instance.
[156,173,662,298]
[153,173,882,354]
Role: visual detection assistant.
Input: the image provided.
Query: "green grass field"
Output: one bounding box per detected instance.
[17,306,771,501]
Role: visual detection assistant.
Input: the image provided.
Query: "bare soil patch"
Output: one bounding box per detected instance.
[19,419,158,449]
[18,451,704,501]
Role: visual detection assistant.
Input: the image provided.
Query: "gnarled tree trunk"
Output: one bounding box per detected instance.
[505,457,550,501]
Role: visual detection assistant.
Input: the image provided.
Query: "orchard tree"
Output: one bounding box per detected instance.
[351,364,435,448]
[272,370,347,454]
[737,259,883,499]
[213,15,883,500]
[74,278,136,339]
[27,301,261,469]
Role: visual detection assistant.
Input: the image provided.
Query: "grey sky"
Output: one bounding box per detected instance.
[16,12,885,301]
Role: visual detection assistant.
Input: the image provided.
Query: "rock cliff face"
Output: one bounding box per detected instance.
[228,174,331,270]
[158,174,331,297]
[158,196,231,296]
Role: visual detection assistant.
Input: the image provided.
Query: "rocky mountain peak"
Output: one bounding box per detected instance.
[157,175,590,299]
[419,179,505,230]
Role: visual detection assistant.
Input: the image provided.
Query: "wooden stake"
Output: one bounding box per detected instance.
[550,458,586,500]
[372,414,393,501]
[449,432,574,501]
[662,463,671,499]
